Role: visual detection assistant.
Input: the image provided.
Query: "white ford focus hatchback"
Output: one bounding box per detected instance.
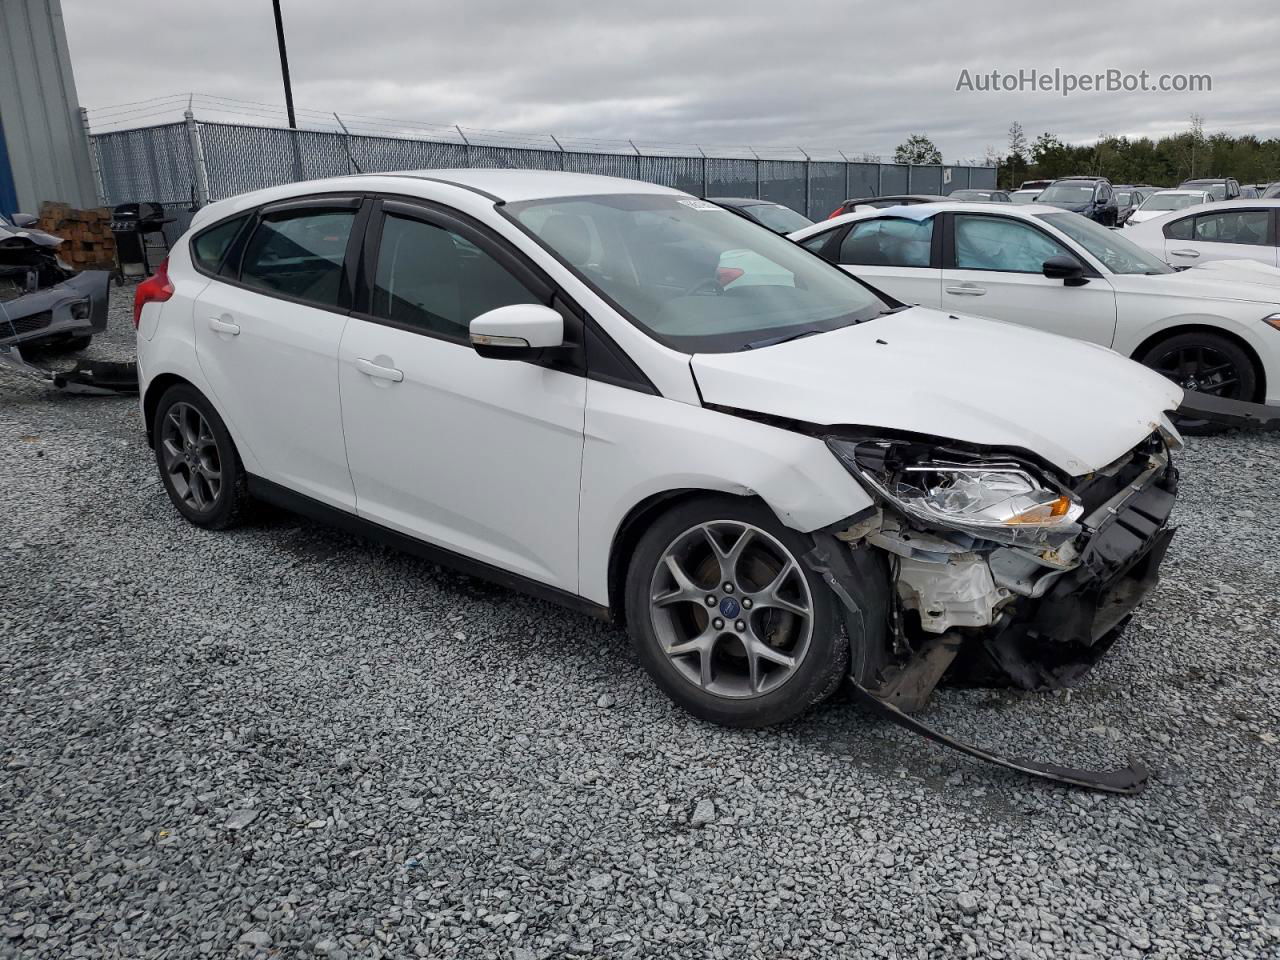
[136,170,1184,728]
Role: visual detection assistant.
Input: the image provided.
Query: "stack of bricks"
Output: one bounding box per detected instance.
[36,202,117,270]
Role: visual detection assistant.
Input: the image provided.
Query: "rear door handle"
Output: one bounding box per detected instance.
[1170,248,1200,258]
[945,284,986,296]
[354,357,404,382]
[208,317,240,335]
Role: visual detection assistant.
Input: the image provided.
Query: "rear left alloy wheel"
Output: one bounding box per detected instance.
[153,384,250,529]
[625,496,848,727]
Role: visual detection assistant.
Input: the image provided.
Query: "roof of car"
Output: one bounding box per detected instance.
[382,168,684,202]
[790,201,1076,237]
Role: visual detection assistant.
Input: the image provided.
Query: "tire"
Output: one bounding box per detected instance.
[1137,331,1258,436]
[152,383,251,529]
[624,495,849,728]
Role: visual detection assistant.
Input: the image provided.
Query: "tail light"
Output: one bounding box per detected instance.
[826,205,847,219]
[133,257,174,329]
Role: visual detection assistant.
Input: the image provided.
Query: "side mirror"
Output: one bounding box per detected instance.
[10,213,37,228]
[469,303,564,360]
[1042,255,1088,286]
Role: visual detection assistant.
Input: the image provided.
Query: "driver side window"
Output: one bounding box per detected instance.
[839,217,934,268]
[954,215,1072,273]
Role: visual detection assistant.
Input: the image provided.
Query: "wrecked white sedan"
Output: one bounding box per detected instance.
[136,171,1182,790]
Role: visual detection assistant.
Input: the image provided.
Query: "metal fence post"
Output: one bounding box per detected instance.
[750,148,761,200]
[184,108,211,208]
[80,107,107,205]
[839,150,850,205]
[550,134,566,171]
[797,147,810,217]
[697,146,708,197]
[877,163,883,196]
[455,125,472,166]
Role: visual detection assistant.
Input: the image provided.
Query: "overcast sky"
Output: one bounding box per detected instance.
[63,0,1280,161]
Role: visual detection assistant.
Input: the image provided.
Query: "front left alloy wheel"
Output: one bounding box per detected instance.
[625,496,848,727]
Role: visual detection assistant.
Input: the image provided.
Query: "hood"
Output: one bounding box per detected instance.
[691,307,1182,477]
[1115,259,1280,304]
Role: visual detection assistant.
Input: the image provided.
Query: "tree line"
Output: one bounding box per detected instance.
[893,117,1280,188]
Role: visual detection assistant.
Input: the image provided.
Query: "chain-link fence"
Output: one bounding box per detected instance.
[89,118,996,241]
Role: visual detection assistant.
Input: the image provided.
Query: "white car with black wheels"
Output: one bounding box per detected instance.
[136,171,1184,731]
[790,202,1280,430]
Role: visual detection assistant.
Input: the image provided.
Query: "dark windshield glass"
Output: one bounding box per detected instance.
[747,203,814,234]
[1037,182,1097,203]
[1184,181,1227,200]
[507,194,889,353]
[1038,212,1173,275]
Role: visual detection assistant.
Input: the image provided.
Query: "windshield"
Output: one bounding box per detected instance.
[1009,191,1039,204]
[508,194,889,353]
[747,203,813,234]
[1038,212,1173,275]
[1184,181,1227,200]
[1141,193,1204,211]
[1037,182,1097,204]
[1115,191,1133,206]
[951,190,990,200]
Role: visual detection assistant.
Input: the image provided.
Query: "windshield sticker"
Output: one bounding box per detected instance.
[677,199,724,211]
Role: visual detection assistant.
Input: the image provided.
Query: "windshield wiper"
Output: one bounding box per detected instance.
[875,304,913,317]
[742,329,824,350]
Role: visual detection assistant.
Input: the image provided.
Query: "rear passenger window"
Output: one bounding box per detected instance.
[239,209,356,308]
[1192,210,1269,245]
[839,217,933,267]
[191,216,246,273]
[370,214,538,340]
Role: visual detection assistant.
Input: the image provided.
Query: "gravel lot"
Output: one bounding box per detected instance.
[2,290,1279,959]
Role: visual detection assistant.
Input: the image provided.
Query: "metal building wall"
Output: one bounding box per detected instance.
[0,0,98,216]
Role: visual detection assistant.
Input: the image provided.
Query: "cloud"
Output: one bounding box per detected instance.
[64,0,1280,161]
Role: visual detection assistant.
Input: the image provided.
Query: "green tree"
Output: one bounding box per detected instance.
[894,134,943,165]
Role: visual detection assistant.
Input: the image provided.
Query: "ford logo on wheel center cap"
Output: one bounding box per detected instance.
[719,596,741,618]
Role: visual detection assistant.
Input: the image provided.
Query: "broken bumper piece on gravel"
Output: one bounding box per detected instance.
[1176,390,1280,432]
[0,344,139,396]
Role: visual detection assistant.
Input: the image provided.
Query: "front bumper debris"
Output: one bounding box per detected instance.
[1,269,111,347]
[804,433,1178,795]
[1176,390,1280,432]
[0,344,139,395]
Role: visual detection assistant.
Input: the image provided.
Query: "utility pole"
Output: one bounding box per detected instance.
[272,0,297,129]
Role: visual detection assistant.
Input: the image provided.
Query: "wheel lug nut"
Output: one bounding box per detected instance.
[742,598,752,609]
[705,595,717,606]
[712,618,725,630]
[723,583,734,593]
[735,620,745,632]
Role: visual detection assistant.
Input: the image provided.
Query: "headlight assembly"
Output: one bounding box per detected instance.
[827,438,1084,545]
[1263,313,1280,333]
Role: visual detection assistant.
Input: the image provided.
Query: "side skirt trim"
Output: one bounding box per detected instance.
[247,476,612,622]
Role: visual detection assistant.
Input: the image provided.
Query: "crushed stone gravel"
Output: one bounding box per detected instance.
[2,290,1279,958]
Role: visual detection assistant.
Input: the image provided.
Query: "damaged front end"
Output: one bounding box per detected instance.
[826,428,1179,705]
[806,428,1180,793]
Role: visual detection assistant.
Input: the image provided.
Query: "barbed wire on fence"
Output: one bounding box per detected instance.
[85,91,982,166]
[85,95,997,239]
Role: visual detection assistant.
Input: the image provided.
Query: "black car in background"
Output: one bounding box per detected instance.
[825,194,948,219]
[1178,177,1241,201]
[948,189,1012,202]
[1035,177,1120,225]
[706,197,814,234]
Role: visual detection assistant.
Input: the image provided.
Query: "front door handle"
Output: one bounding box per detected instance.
[945,284,986,296]
[354,357,404,382]
[208,317,240,335]
[1170,248,1200,258]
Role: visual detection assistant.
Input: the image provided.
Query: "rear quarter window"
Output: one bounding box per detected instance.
[191,216,247,273]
